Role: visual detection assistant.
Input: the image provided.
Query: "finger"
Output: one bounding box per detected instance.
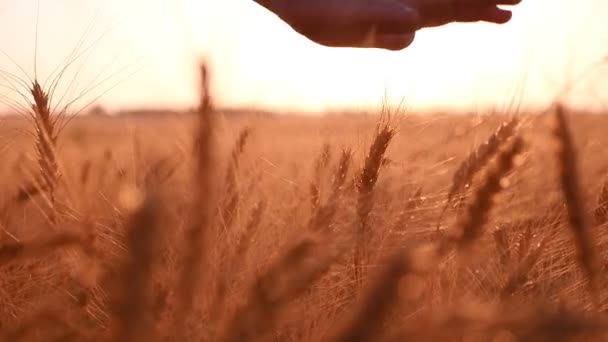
[477,6,512,23]
[358,3,421,33]
[451,0,521,5]
[451,5,513,23]
[420,5,512,27]
[369,32,417,51]
[409,0,520,17]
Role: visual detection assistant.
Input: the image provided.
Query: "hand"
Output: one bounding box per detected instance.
[269,0,420,50]
[266,0,521,50]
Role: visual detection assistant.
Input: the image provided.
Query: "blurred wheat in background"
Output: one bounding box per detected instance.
[0,60,607,341]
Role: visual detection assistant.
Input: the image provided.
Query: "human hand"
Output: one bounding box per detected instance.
[262,0,521,50]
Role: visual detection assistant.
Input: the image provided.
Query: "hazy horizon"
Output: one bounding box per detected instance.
[1,0,608,114]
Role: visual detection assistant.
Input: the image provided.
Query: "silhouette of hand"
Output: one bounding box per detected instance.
[260,0,521,50]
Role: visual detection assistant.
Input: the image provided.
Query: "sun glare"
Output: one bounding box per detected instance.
[1,0,608,112]
[170,0,608,112]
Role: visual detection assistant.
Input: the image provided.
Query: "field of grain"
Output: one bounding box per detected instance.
[1,68,608,341]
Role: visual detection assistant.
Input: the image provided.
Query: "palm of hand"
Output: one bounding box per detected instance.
[268,0,521,50]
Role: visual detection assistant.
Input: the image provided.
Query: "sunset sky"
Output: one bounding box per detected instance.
[1,0,608,113]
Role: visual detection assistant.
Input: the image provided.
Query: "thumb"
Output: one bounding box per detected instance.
[369,32,417,51]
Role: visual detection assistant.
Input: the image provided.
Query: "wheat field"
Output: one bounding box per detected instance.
[1,65,608,341]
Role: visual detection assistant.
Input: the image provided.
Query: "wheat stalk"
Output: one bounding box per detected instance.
[437,118,519,230]
[309,148,352,231]
[552,105,599,302]
[331,148,353,196]
[443,136,524,254]
[209,199,267,330]
[31,80,60,225]
[354,122,395,288]
[331,243,442,342]
[310,142,332,213]
[174,63,217,328]
[0,232,83,265]
[222,127,251,228]
[110,195,162,342]
[220,237,338,342]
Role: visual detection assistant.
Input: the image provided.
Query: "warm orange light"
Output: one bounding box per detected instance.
[1,0,607,113]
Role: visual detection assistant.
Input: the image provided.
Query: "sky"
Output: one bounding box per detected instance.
[1,0,608,113]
